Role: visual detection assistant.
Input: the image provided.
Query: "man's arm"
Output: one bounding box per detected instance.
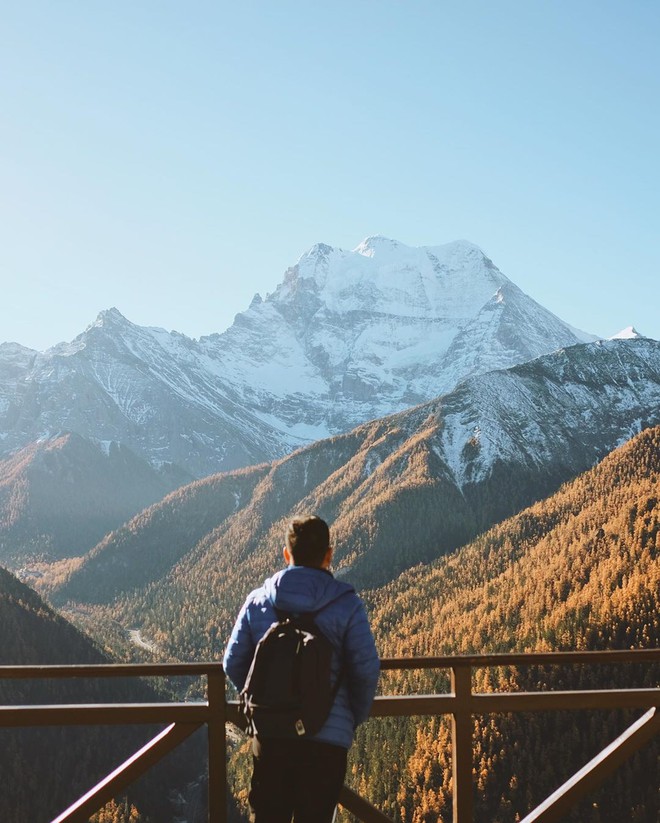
[222,598,256,692]
[343,601,380,727]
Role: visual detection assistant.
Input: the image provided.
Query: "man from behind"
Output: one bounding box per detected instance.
[223,515,380,823]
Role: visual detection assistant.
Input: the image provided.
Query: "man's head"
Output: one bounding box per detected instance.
[284,515,332,569]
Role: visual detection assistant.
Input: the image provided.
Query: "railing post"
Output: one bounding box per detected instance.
[208,668,227,823]
[451,664,473,823]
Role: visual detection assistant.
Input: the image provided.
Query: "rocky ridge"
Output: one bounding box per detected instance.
[0,238,595,477]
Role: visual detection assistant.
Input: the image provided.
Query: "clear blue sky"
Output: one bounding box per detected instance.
[1,1,658,350]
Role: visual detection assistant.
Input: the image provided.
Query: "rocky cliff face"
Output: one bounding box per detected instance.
[1,237,594,477]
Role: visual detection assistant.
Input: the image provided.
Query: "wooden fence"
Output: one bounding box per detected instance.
[0,649,658,822]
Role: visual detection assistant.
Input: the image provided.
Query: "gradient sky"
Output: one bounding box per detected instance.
[1,1,658,351]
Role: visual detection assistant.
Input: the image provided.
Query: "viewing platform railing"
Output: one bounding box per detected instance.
[0,649,658,823]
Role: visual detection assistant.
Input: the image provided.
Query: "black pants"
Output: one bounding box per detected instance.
[249,737,348,823]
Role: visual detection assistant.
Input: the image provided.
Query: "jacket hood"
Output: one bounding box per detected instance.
[263,565,354,614]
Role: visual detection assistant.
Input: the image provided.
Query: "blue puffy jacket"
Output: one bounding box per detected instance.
[223,564,380,750]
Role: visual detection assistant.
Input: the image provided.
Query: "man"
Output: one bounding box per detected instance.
[223,515,380,823]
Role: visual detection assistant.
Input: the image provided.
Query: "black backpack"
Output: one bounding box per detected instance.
[239,603,344,739]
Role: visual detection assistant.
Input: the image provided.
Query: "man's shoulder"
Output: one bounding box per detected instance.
[327,577,357,600]
[322,582,364,619]
[239,580,275,614]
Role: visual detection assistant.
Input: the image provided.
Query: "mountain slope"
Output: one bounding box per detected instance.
[0,567,203,823]
[49,338,660,663]
[347,425,660,823]
[370,424,660,658]
[0,564,107,667]
[48,461,270,604]
[0,238,595,477]
[0,432,190,566]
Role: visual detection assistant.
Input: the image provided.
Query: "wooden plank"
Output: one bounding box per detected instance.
[370,694,456,716]
[51,722,202,823]
[379,649,660,670]
[472,688,659,714]
[451,665,474,823]
[0,702,210,727]
[0,649,658,681]
[226,687,659,722]
[329,688,657,719]
[207,670,227,823]
[521,708,660,823]
[338,785,394,822]
[0,662,224,679]
[350,688,657,719]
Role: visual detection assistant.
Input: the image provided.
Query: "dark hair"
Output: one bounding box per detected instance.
[285,515,330,567]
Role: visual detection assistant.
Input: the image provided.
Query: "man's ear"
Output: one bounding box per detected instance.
[323,545,333,569]
[283,545,292,565]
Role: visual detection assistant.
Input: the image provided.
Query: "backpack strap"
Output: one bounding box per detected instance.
[272,591,353,697]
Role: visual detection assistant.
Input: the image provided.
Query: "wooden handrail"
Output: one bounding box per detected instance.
[0,661,224,678]
[0,648,657,679]
[50,722,202,823]
[521,708,660,823]
[378,648,660,668]
[0,650,658,823]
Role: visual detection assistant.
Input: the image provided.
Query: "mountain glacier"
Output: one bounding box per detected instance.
[1,237,596,476]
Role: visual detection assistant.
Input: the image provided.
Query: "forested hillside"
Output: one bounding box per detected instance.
[48,461,270,603]
[350,425,659,822]
[221,426,660,821]
[0,566,203,822]
[57,406,559,661]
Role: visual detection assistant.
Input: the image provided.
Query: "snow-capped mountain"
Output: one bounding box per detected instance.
[1,237,596,477]
[52,336,660,607]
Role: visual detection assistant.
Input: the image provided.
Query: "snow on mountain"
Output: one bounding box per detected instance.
[304,335,660,500]
[0,238,598,477]
[198,238,596,447]
[0,342,38,417]
[609,325,642,340]
[54,337,660,602]
[434,336,660,486]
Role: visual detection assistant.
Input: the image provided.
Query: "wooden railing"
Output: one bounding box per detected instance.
[0,650,658,822]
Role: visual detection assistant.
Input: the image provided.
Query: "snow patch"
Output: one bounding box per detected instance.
[98,440,112,457]
[252,410,331,444]
[609,326,641,340]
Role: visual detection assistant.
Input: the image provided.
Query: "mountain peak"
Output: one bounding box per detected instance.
[0,237,601,479]
[354,235,406,257]
[310,242,334,256]
[0,341,37,358]
[609,326,644,340]
[78,308,132,338]
[82,308,137,340]
[297,242,336,264]
[95,307,129,325]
